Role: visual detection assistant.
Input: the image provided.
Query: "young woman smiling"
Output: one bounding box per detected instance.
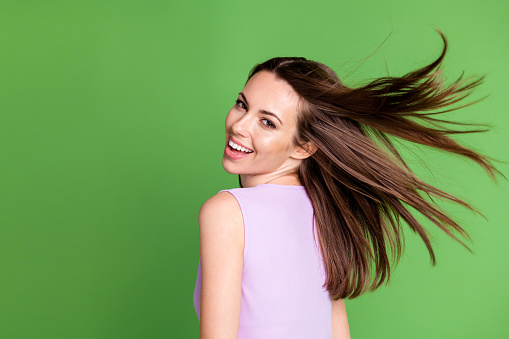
[193,31,500,339]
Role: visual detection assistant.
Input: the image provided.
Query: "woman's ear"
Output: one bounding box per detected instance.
[291,141,318,160]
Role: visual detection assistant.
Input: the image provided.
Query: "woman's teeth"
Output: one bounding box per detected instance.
[229,139,253,153]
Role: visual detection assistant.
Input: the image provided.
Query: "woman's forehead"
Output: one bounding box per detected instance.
[242,71,300,119]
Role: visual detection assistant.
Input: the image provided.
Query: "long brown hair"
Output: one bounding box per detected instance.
[244,31,502,299]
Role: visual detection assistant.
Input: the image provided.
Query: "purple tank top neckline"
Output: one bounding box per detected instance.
[250,183,305,189]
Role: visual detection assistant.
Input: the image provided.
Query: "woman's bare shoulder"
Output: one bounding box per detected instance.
[198,191,243,234]
[200,191,238,211]
[198,191,244,337]
[199,191,241,218]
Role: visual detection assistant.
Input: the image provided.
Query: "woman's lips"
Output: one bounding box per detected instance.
[224,143,252,160]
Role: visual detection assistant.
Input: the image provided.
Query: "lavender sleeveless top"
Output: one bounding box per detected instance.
[193,184,332,338]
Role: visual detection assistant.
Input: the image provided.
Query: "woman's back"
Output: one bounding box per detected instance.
[193,184,332,338]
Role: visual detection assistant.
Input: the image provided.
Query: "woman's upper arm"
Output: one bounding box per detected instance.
[199,191,244,339]
[332,298,351,339]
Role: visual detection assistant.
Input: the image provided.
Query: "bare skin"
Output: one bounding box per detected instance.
[222,71,315,188]
[199,71,350,338]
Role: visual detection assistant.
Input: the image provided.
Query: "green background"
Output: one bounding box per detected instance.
[1,0,508,338]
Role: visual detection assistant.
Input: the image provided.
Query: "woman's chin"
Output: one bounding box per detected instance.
[222,159,240,174]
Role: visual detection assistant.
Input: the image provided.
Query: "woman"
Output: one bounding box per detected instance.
[193,32,500,339]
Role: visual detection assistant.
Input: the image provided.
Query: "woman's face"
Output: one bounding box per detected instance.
[222,71,309,185]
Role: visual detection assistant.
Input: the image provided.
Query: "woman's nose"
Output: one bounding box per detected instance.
[231,114,251,137]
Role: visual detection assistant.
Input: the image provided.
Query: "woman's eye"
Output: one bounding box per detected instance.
[235,99,247,110]
[262,119,276,129]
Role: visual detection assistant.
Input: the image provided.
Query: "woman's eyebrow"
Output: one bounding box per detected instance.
[239,92,283,126]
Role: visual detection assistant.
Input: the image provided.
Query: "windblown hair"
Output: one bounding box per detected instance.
[244,31,501,299]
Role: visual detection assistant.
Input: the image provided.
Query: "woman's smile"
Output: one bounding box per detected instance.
[225,137,254,160]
